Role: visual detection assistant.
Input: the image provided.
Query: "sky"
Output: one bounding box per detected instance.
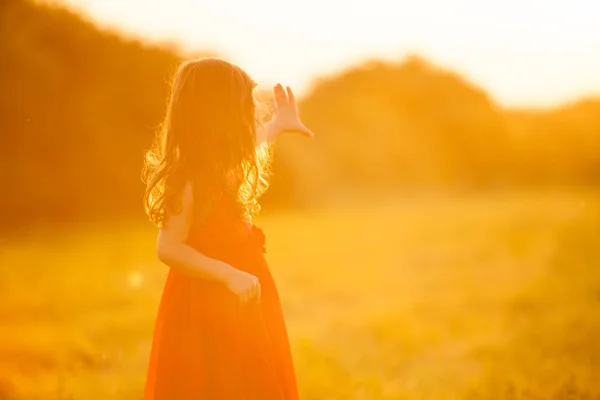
[55,0,600,108]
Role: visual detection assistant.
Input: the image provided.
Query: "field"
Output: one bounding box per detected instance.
[1,190,600,400]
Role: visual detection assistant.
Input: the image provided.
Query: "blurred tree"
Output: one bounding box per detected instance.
[2,0,599,231]
[1,0,183,229]
[275,55,513,200]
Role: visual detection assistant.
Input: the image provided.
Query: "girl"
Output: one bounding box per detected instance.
[142,58,313,399]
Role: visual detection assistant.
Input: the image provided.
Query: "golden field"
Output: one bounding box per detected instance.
[1,190,599,400]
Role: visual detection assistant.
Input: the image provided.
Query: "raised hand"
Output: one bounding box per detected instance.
[269,84,314,139]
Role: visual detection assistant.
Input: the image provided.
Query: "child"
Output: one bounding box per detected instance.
[142,58,313,399]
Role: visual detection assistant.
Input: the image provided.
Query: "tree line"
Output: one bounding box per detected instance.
[2,0,598,230]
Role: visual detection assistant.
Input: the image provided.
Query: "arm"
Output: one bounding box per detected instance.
[156,181,260,302]
[156,182,236,283]
[255,120,281,146]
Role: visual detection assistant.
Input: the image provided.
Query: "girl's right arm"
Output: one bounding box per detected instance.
[155,182,261,303]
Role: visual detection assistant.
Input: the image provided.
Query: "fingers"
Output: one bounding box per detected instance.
[297,123,314,138]
[286,86,296,107]
[248,281,256,302]
[251,279,257,301]
[239,277,261,304]
[240,289,252,304]
[273,83,287,109]
[252,279,261,303]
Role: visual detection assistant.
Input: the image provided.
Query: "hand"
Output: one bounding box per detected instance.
[225,269,261,304]
[268,84,314,140]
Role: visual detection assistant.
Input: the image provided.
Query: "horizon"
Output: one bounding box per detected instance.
[51,0,600,108]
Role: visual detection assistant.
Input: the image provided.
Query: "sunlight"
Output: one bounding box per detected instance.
[128,271,144,289]
[52,0,600,107]
[3,0,600,398]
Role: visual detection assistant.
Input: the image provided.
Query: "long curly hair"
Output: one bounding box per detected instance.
[143,58,272,227]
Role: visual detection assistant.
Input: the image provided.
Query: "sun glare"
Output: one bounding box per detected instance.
[53,0,600,107]
[128,271,144,289]
[3,0,600,398]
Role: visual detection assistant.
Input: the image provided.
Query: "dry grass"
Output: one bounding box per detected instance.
[1,190,599,399]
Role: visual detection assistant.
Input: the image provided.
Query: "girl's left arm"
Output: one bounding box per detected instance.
[255,120,280,146]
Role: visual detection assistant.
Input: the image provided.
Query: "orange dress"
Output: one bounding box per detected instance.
[144,197,299,400]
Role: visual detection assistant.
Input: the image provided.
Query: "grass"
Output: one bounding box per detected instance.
[1,190,599,399]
